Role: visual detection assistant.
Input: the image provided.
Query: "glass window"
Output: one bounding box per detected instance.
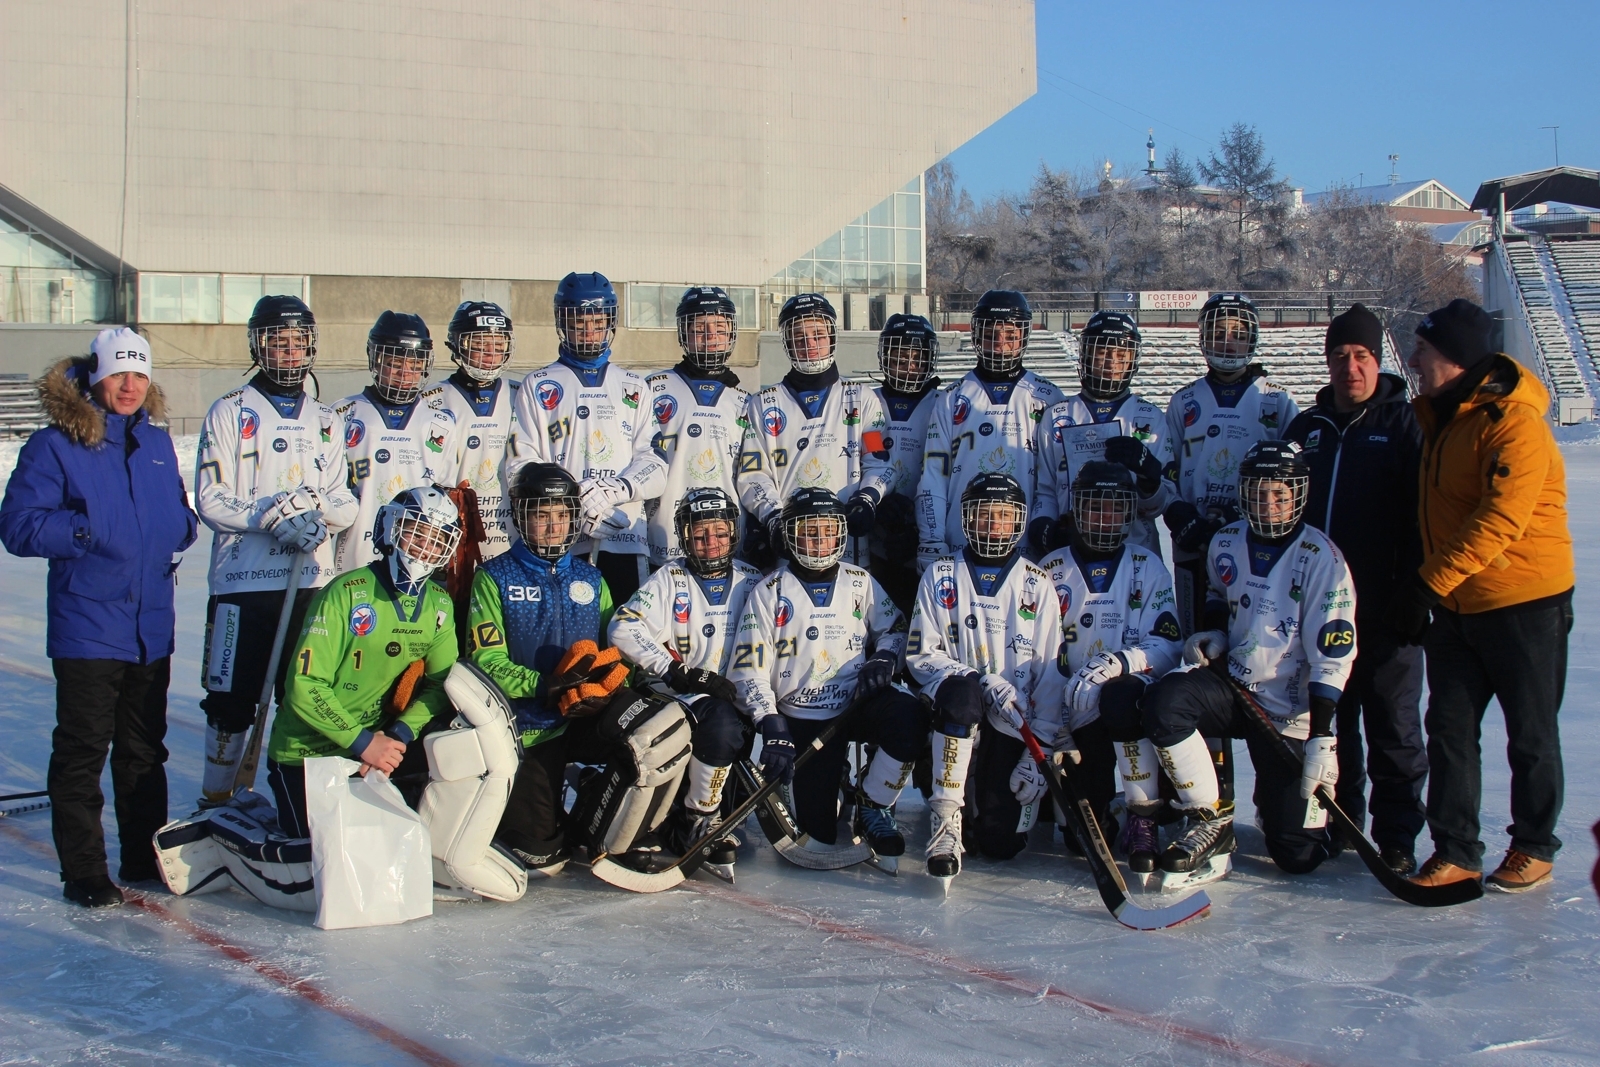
[767,176,926,295]
[816,232,841,260]
[843,225,868,262]
[844,261,868,287]
[629,283,759,331]
[222,275,264,324]
[896,228,919,264]
[0,213,116,323]
[869,263,894,289]
[138,273,221,324]
[628,284,669,329]
[869,227,892,262]
[868,199,892,227]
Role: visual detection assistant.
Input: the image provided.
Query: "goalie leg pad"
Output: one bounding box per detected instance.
[155,799,316,911]
[420,661,528,902]
[573,697,692,857]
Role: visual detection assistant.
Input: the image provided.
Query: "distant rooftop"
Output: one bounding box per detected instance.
[1303,179,1471,213]
[1472,167,1600,214]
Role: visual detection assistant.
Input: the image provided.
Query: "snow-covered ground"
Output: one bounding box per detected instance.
[0,445,1597,1067]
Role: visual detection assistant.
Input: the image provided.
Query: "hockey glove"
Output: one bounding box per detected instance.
[550,640,630,717]
[1104,436,1163,496]
[275,512,328,552]
[852,651,897,702]
[1385,578,1440,646]
[916,542,946,574]
[1182,630,1227,666]
[844,490,878,538]
[665,660,737,703]
[758,714,797,784]
[384,658,428,718]
[1027,516,1056,557]
[979,675,1026,733]
[1009,754,1047,806]
[579,476,633,525]
[766,513,787,559]
[1068,650,1127,718]
[933,673,983,731]
[262,487,322,533]
[1164,501,1222,554]
[1300,735,1339,800]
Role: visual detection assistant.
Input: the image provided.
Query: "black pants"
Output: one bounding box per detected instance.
[1423,591,1570,869]
[788,691,927,844]
[49,658,171,881]
[266,760,312,838]
[682,697,753,765]
[1335,630,1427,852]
[1142,666,1332,874]
[495,717,611,854]
[200,588,317,732]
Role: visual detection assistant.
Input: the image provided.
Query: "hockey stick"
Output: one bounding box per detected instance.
[592,702,862,893]
[0,789,50,817]
[1226,677,1482,908]
[736,760,874,870]
[230,550,306,796]
[1018,720,1211,931]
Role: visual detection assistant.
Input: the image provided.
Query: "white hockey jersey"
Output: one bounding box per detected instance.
[1205,521,1357,739]
[509,358,667,557]
[195,381,359,595]
[1039,544,1182,727]
[916,370,1066,553]
[729,562,906,724]
[904,553,1066,743]
[333,388,446,572]
[421,374,520,560]
[1164,372,1299,514]
[875,382,947,501]
[641,367,749,565]
[607,559,763,678]
[736,372,894,524]
[1033,392,1176,551]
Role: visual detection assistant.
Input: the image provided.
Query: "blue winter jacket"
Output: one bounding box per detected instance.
[0,358,198,663]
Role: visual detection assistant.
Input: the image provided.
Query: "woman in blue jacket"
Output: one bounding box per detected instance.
[0,328,197,907]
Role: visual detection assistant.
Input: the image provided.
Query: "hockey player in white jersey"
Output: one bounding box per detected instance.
[333,311,450,572]
[916,289,1065,572]
[727,488,923,867]
[736,294,893,570]
[869,313,945,614]
[904,474,1065,882]
[642,287,749,567]
[1038,461,1182,865]
[1031,312,1175,556]
[1130,441,1356,886]
[193,295,359,805]
[510,272,666,604]
[608,488,761,872]
[1162,294,1299,633]
[421,300,519,560]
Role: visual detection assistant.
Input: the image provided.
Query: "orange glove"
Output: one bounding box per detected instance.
[385,659,427,717]
[549,640,629,717]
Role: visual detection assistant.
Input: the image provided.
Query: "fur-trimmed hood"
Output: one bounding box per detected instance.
[38,357,167,447]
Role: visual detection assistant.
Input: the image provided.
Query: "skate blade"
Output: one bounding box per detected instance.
[772,833,872,870]
[865,852,900,876]
[936,874,954,896]
[704,861,736,884]
[1154,853,1231,892]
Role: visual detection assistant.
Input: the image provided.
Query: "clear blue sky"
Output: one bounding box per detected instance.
[945,0,1597,204]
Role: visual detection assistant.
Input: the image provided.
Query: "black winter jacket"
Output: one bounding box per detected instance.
[1283,373,1422,627]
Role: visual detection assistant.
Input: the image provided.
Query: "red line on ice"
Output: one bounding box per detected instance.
[690,881,1322,1067]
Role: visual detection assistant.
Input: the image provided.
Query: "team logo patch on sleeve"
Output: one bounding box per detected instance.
[1152,611,1181,641]
[1182,399,1201,427]
[345,419,365,448]
[763,407,786,437]
[349,603,378,636]
[952,395,972,426]
[1215,554,1238,586]
[537,381,563,410]
[672,591,691,623]
[654,395,677,424]
[1317,619,1356,657]
[774,596,794,627]
[240,408,259,440]
[935,575,958,609]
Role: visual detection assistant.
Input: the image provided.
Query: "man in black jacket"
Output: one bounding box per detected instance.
[1284,304,1427,873]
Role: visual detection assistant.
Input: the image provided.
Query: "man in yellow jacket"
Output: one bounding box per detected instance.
[1388,299,1573,893]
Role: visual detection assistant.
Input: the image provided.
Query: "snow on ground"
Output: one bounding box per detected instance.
[0,446,1597,1066]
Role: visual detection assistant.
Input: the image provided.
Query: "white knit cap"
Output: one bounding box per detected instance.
[89,327,152,386]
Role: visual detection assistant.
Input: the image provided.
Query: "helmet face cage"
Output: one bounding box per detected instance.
[783,314,836,374]
[675,490,740,576]
[1239,475,1308,540]
[879,334,935,392]
[1070,485,1136,551]
[377,488,462,594]
[555,304,616,360]
[513,492,581,561]
[1079,335,1138,400]
[678,312,737,372]
[450,329,513,382]
[369,343,433,405]
[783,512,847,570]
[960,497,1026,559]
[250,324,318,388]
[1199,302,1260,373]
[972,314,1030,375]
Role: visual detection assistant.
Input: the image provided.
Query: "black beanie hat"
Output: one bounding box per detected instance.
[1325,303,1383,357]
[1415,298,1492,367]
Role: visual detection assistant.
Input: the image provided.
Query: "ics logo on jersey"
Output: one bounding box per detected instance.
[240,408,259,441]
[1182,400,1201,428]
[349,603,378,637]
[1080,612,1095,630]
[654,395,677,424]
[345,419,365,449]
[1216,553,1238,586]
[672,592,692,624]
[978,422,995,437]
[272,438,288,453]
[1153,611,1181,642]
[537,381,563,411]
[1206,425,1221,438]
[467,435,481,449]
[774,597,794,628]
[763,407,786,437]
[952,395,972,426]
[1317,619,1356,658]
[935,576,958,609]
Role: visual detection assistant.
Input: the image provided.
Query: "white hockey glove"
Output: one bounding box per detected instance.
[1048,727,1082,766]
[1068,651,1125,718]
[1009,754,1047,806]
[916,543,946,575]
[579,476,633,525]
[276,512,328,552]
[261,487,322,534]
[1182,630,1228,666]
[1300,736,1339,800]
[979,676,1025,732]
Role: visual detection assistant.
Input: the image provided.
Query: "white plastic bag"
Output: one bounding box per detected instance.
[304,756,434,930]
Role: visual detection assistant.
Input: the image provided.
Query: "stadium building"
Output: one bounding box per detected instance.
[0,0,1035,429]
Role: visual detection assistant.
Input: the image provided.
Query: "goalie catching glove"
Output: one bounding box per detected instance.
[549,639,630,717]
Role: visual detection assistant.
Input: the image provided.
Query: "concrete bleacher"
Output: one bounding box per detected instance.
[1499,235,1595,417]
[1547,236,1600,384]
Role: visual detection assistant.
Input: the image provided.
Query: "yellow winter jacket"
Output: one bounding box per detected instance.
[1414,354,1573,613]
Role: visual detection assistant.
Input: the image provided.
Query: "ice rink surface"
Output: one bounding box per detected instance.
[1,441,1597,1067]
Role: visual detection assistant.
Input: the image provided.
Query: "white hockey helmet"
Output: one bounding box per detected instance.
[374,486,462,595]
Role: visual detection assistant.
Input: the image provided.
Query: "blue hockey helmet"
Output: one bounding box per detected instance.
[447,300,514,382]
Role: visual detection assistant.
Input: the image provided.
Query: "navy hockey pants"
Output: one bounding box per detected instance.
[787,691,927,845]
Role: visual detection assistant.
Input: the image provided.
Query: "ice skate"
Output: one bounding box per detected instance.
[671,809,738,883]
[1124,808,1160,880]
[925,799,964,894]
[856,799,904,875]
[1155,807,1234,892]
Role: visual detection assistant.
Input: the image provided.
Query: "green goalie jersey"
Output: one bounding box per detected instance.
[268,563,458,767]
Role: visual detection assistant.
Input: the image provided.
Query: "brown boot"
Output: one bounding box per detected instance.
[1410,854,1482,888]
[1486,850,1553,893]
